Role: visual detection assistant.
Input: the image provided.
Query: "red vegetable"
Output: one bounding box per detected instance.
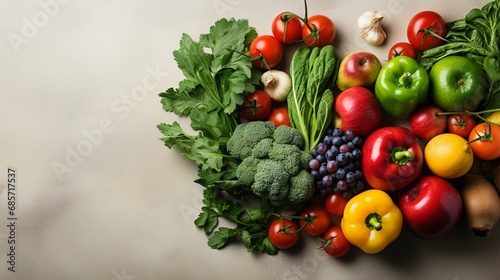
[272,12,302,44]
[249,35,283,69]
[362,126,424,191]
[407,11,447,51]
[268,218,299,249]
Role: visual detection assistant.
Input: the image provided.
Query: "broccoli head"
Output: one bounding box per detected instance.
[268,143,301,176]
[251,138,274,159]
[228,121,314,208]
[288,170,315,204]
[226,121,276,160]
[273,125,305,149]
[252,159,290,207]
[235,156,260,187]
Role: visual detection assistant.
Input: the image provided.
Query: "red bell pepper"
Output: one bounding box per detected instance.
[361,126,423,191]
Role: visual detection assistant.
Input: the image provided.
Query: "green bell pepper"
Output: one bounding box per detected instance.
[375,56,429,119]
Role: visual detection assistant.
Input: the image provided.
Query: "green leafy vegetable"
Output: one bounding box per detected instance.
[419,0,500,110]
[157,18,280,254]
[287,45,340,151]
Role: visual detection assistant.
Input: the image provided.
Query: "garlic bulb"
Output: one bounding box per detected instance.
[357,11,386,45]
[261,70,291,102]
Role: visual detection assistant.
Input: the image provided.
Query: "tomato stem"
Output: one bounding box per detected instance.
[436,108,500,125]
[416,18,449,44]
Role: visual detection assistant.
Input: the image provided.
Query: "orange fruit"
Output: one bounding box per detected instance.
[424,133,473,178]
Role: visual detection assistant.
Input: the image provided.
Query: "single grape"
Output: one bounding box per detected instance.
[332,128,343,137]
[322,175,334,187]
[339,144,351,154]
[319,165,328,176]
[326,161,338,173]
[316,142,328,154]
[336,180,348,191]
[336,153,349,166]
[309,159,320,170]
[335,168,346,180]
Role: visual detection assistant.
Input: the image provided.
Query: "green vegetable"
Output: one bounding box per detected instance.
[375,56,430,119]
[227,121,315,207]
[287,45,340,152]
[158,18,278,254]
[419,0,500,110]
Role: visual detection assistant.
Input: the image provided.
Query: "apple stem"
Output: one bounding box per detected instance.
[397,72,412,87]
[365,213,383,231]
[391,148,414,166]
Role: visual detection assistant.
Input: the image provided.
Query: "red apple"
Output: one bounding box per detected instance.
[334,86,382,137]
[336,51,382,91]
[409,104,447,141]
[398,175,463,239]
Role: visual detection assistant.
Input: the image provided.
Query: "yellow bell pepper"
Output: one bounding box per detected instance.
[341,189,403,254]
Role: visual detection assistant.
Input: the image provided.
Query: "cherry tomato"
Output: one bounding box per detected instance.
[447,114,476,138]
[320,226,351,257]
[268,107,291,127]
[272,12,303,44]
[268,218,299,249]
[302,15,336,47]
[387,42,418,61]
[238,90,272,121]
[249,35,283,69]
[299,204,331,237]
[407,11,447,51]
[324,193,348,217]
[468,123,500,160]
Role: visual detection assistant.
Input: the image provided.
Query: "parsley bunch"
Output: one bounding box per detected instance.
[157,18,277,254]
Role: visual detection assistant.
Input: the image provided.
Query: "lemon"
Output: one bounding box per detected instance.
[485,111,500,126]
[424,133,473,178]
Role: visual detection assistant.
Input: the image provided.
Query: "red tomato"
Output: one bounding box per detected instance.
[272,12,303,44]
[302,15,336,47]
[238,90,272,121]
[321,226,351,257]
[268,107,291,127]
[268,218,299,249]
[407,11,447,51]
[468,123,500,160]
[324,193,348,217]
[447,114,476,138]
[299,204,331,237]
[249,35,283,69]
[387,42,418,61]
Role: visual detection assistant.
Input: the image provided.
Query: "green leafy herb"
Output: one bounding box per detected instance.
[157,18,279,254]
[419,0,500,110]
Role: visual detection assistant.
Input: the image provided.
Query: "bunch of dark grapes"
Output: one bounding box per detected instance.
[309,128,366,199]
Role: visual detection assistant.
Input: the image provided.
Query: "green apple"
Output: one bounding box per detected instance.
[336,51,382,91]
[429,56,488,111]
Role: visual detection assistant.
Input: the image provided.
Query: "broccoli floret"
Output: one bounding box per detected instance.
[235,156,260,187]
[273,125,305,149]
[299,150,313,170]
[268,143,301,176]
[252,138,274,159]
[227,121,276,160]
[288,170,315,204]
[252,160,290,207]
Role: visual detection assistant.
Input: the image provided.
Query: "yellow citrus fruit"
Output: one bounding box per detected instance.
[424,133,473,178]
[485,111,500,126]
